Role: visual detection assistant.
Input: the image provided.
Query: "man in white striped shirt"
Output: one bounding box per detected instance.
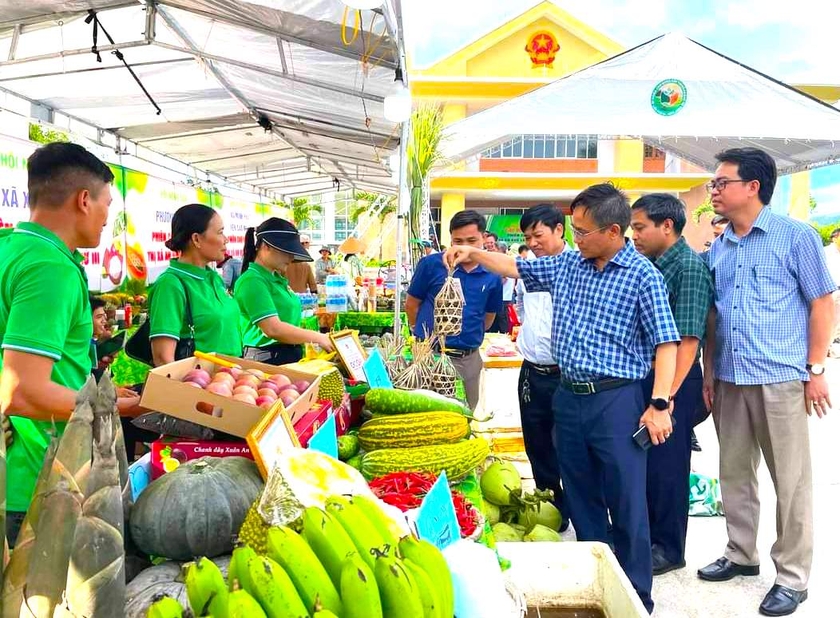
[515,204,570,530]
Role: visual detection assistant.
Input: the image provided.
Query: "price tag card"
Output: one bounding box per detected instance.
[307,412,338,459]
[415,471,460,550]
[363,348,393,388]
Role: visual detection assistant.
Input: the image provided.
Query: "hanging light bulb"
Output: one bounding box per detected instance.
[340,0,384,9]
[383,68,412,123]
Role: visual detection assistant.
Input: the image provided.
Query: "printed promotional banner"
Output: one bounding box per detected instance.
[0,135,280,291]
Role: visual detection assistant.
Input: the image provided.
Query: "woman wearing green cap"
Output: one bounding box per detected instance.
[235,218,334,365]
[148,203,243,366]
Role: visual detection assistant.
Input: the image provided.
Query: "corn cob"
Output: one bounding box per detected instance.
[360,438,490,481]
[59,412,125,618]
[1,431,58,618]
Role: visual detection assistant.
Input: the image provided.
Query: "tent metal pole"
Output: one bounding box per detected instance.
[0,40,151,68]
[394,119,410,339]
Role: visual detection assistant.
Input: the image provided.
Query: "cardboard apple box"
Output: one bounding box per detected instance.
[292,401,332,448]
[139,353,321,438]
[151,438,253,479]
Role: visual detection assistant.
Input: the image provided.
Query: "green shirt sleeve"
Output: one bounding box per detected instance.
[672,258,714,340]
[149,274,187,340]
[2,261,81,360]
[235,275,279,326]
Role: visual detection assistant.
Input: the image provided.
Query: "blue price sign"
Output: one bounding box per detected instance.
[415,471,460,550]
[307,413,338,459]
[363,348,393,388]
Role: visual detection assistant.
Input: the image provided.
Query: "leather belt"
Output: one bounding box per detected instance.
[446,348,478,358]
[523,359,560,375]
[559,376,635,396]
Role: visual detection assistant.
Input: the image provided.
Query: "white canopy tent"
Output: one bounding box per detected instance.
[442,32,840,175]
[0,0,404,197]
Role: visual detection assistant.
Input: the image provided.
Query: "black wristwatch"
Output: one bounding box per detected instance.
[650,397,670,411]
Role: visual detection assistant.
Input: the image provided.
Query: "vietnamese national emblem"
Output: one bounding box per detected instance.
[525,31,560,67]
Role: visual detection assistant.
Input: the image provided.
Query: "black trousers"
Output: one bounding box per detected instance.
[643,363,704,564]
[518,361,565,514]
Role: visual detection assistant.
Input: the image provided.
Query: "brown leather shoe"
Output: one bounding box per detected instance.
[697,557,760,581]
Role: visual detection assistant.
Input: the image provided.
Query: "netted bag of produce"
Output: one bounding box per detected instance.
[433,271,465,336]
[431,351,458,398]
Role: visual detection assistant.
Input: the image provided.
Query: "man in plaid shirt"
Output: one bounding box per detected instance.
[631,193,714,577]
[445,184,680,614]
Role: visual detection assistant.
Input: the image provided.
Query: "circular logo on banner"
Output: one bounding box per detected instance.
[651,79,687,116]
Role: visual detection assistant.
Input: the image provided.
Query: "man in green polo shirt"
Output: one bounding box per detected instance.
[0,142,140,545]
[631,193,714,576]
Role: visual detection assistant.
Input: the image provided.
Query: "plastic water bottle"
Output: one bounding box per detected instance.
[325,275,348,313]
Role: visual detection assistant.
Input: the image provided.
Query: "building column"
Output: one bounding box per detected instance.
[440,193,465,246]
[787,171,811,221]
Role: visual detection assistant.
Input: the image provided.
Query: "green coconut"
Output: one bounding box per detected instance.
[524,524,562,542]
[519,500,562,532]
[480,460,522,506]
[491,522,523,542]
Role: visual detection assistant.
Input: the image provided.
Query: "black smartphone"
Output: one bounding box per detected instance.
[633,417,677,450]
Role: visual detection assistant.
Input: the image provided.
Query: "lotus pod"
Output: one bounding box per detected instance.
[22,480,83,617]
[1,432,58,618]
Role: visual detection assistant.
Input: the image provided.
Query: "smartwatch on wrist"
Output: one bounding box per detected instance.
[650,397,670,411]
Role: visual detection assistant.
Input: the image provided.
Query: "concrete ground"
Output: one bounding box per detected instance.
[651,357,840,618]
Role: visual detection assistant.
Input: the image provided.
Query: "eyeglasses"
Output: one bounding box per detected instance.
[705,178,750,192]
[571,225,610,239]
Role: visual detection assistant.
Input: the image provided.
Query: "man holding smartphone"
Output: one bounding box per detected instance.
[445,184,679,614]
[631,194,714,576]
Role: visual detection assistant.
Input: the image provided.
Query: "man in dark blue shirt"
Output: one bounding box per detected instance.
[406,210,503,409]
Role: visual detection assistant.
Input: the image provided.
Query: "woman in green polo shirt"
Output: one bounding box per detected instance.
[149,204,243,365]
[234,218,333,365]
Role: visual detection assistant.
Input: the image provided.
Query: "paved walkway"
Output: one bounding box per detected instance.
[651,358,840,617]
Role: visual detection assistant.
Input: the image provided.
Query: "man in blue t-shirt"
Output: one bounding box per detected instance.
[406,210,503,409]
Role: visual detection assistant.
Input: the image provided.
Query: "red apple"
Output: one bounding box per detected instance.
[216,366,243,380]
[212,372,236,386]
[258,381,281,395]
[234,376,260,390]
[267,373,292,388]
[245,368,266,381]
[257,388,278,400]
[182,380,203,389]
[233,385,259,399]
[206,382,233,397]
[280,394,297,407]
[293,380,311,393]
[279,388,299,401]
[256,396,276,410]
[232,393,257,405]
[183,369,211,388]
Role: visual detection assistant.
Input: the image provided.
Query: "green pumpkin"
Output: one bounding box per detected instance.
[130,456,263,561]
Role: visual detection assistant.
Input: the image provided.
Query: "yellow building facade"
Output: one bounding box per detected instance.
[409,1,840,248]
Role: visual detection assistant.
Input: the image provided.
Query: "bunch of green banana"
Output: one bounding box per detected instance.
[146,594,183,618]
[349,494,402,548]
[246,554,308,618]
[339,554,383,618]
[301,506,359,589]
[184,556,229,618]
[228,580,268,618]
[399,536,455,618]
[266,525,343,615]
[324,494,386,568]
[228,542,257,593]
[373,547,424,618]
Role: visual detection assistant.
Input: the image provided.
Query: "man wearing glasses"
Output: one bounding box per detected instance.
[698,148,835,617]
[445,184,680,614]
[285,233,317,293]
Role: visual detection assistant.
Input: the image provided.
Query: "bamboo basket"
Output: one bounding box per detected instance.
[433,272,464,336]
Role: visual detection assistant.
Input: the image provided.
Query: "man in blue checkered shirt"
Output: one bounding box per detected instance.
[445,184,680,614]
[697,148,836,617]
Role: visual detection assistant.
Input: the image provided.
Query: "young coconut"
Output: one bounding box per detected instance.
[480,460,522,507]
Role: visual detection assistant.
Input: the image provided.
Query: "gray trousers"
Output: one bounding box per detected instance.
[450,351,482,411]
[713,380,813,590]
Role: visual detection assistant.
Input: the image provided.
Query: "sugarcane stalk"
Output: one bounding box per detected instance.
[21,480,83,617]
[1,431,58,618]
[59,412,125,618]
